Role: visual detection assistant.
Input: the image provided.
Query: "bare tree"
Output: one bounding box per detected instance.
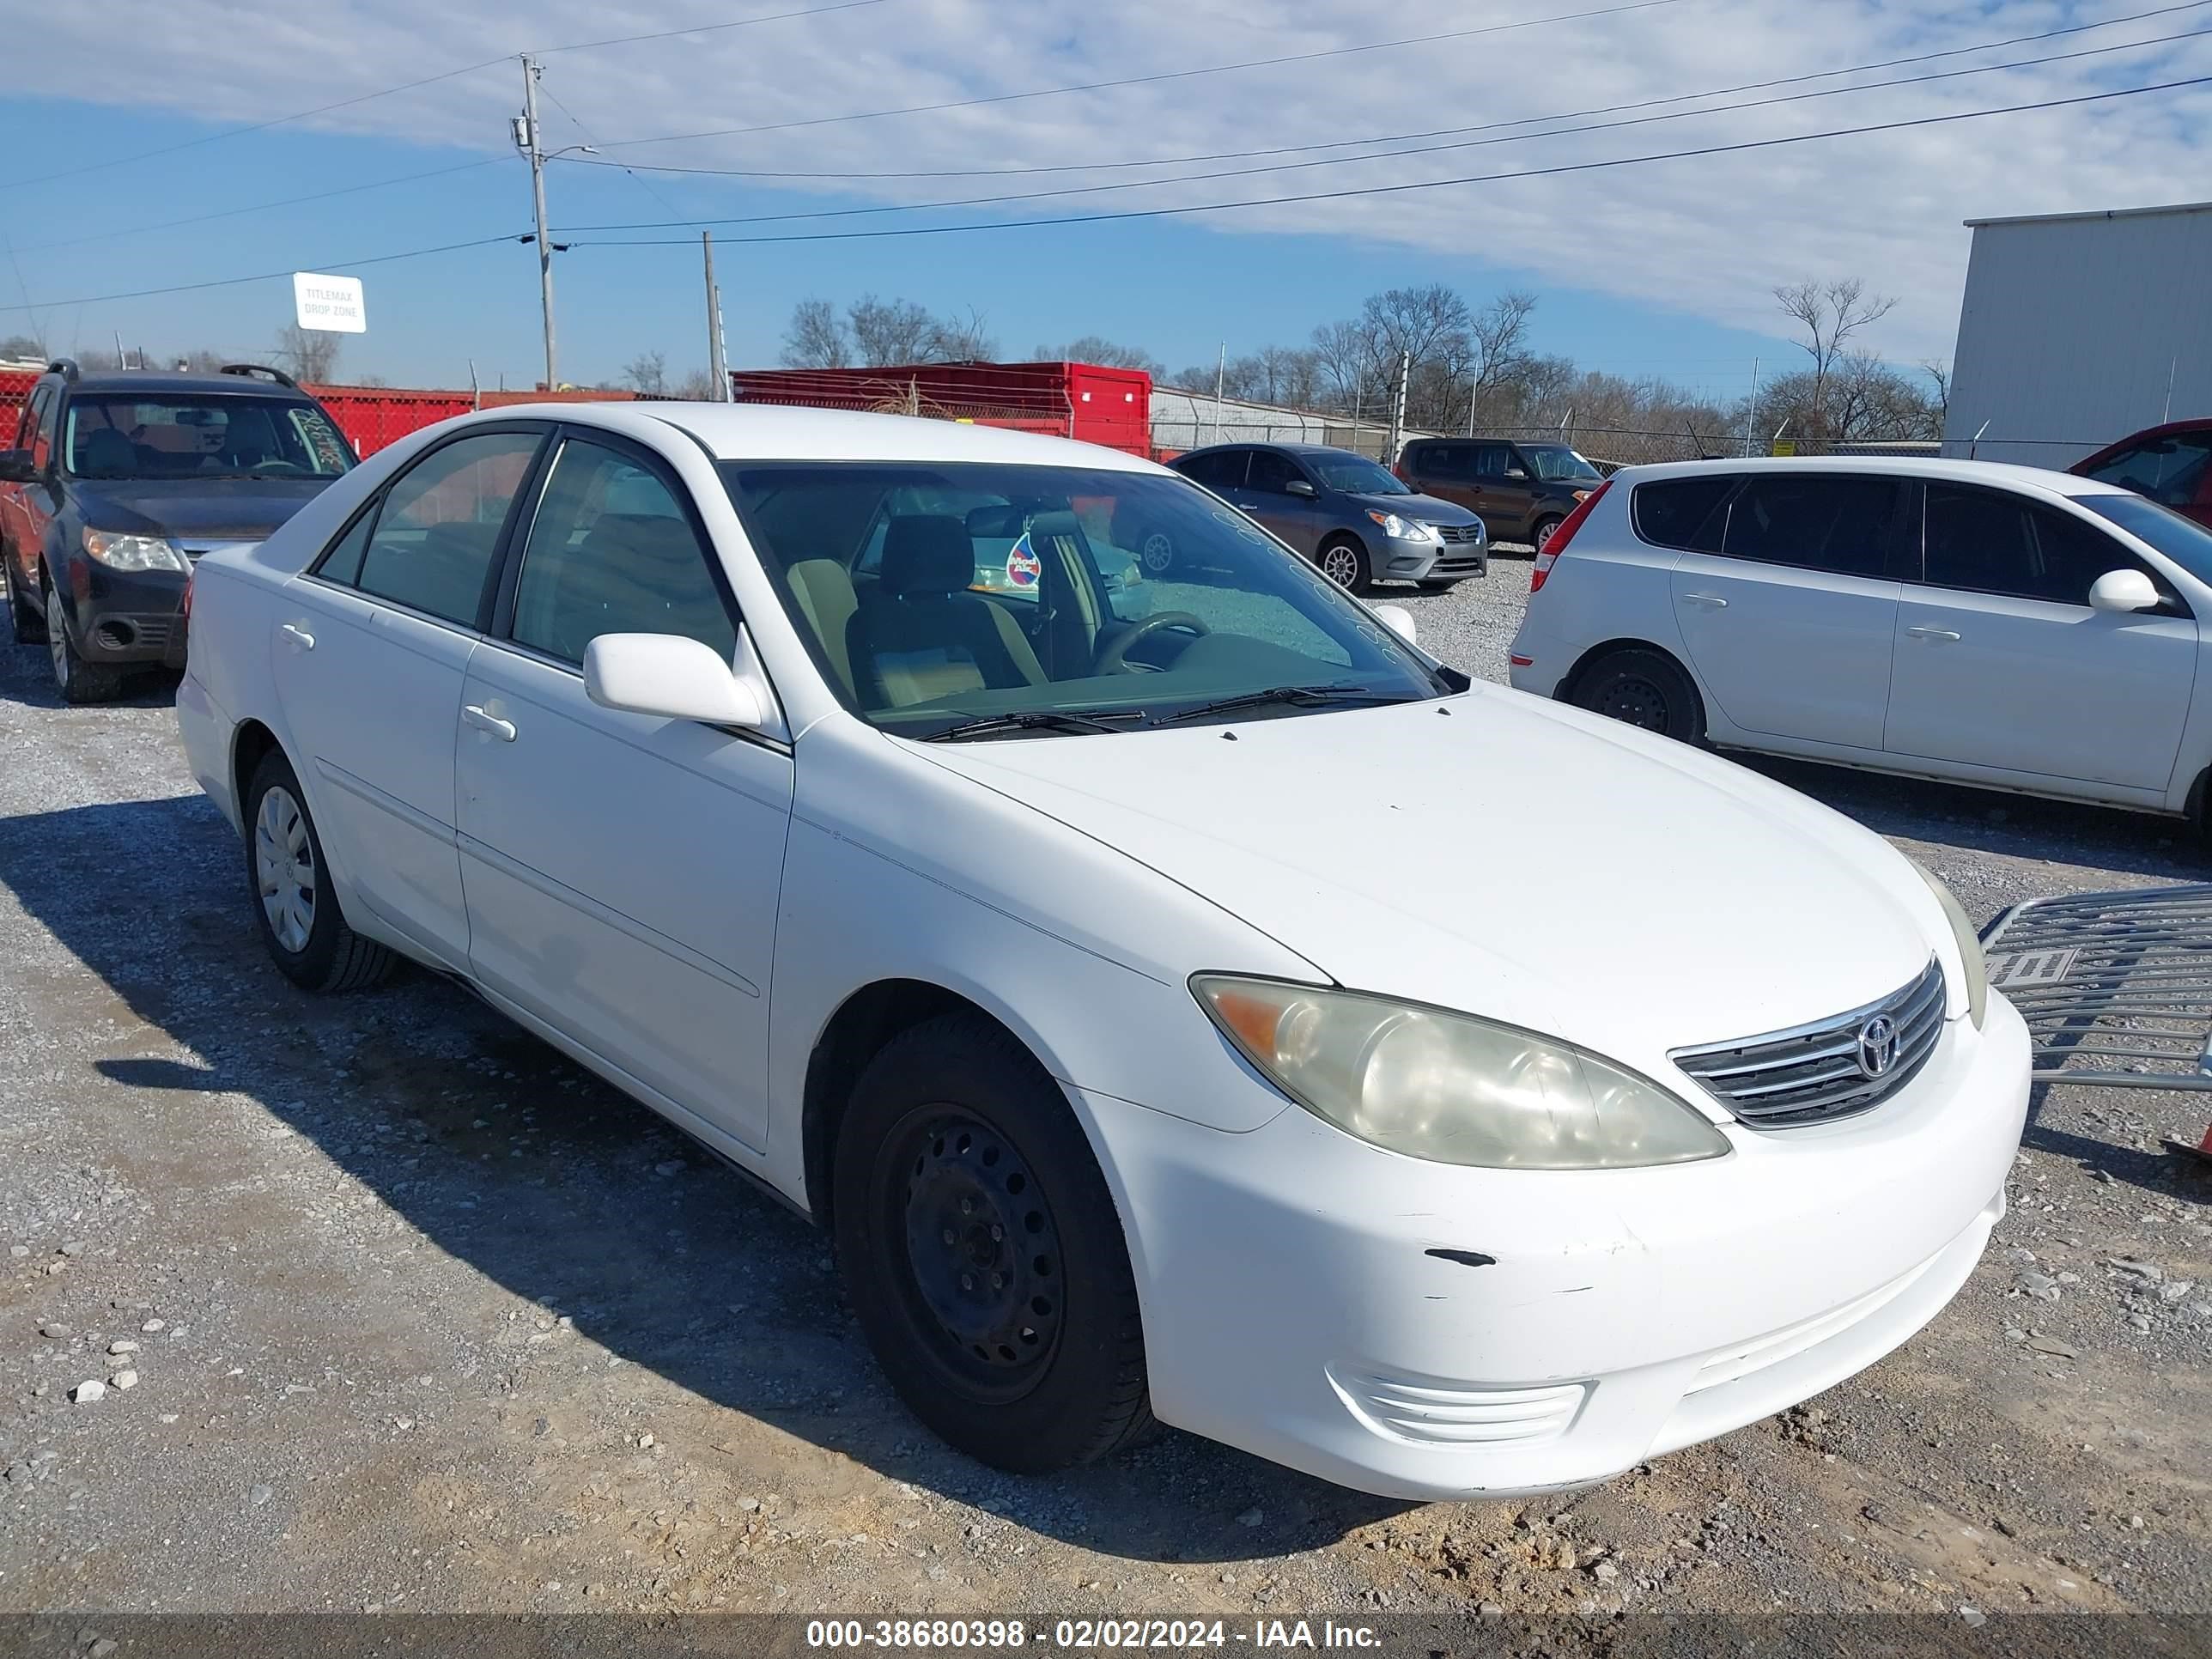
[924,305,997,362]
[1309,319,1381,408]
[672,367,722,399]
[1464,291,1538,429]
[849,295,937,366]
[0,332,45,362]
[622,349,667,395]
[1772,277,1898,433]
[1033,336,1163,375]
[274,322,342,383]
[781,298,850,368]
[1920,359,1951,428]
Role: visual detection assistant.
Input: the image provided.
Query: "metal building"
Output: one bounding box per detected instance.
[1943,199,2212,471]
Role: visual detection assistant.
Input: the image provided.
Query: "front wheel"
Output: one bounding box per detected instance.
[1570,647,1705,742]
[244,751,398,992]
[1316,536,1371,594]
[47,589,122,704]
[833,1012,1153,1474]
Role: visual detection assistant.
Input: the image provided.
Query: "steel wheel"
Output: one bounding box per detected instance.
[1139,528,1175,574]
[1319,542,1363,588]
[1598,676,1671,731]
[254,784,318,955]
[1532,517,1563,552]
[46,592,69,691]
[892,1110,1064,1401]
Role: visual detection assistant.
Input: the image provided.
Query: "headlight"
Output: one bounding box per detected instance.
[1366,510,1437,544]
[1194,975,1731,1170]
[1908,861,1989,1028]
[82,530,188,573]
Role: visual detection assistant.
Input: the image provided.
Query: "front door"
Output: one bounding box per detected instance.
[1883,482,2197,793]
[454,433,793,1152]
[2,386,58,599]
[1668,472,1906,750]
[270,426,544,965]
[1467,441,1537,539]
[1237,448,1329,556]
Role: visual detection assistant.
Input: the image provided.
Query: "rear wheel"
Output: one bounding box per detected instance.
[1316,536,1371,594]
[1530,514,1565,554]
[833,1012,1152,1474]
[47,589,122,704]
[1570,647,1704,742]
[243,751,397,992]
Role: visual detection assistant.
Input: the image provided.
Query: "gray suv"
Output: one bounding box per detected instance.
[1160,442,1486,593]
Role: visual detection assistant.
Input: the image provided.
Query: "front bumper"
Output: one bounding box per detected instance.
[1383,526,1488,582]
[66,559,189,668]
[1080,994,2029,1499]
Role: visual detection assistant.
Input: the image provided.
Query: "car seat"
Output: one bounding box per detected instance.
[845,515,1045,709]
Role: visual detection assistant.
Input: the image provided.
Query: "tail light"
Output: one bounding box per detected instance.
[1529,479,1611,593]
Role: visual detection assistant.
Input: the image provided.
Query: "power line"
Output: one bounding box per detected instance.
[556,0,2212,182]
[557,26,2212,233]
[0,234,531,315]
[0,0,894,196]
[575,73,2212,247]
[534,76,696,226]
[590,0,1696,150]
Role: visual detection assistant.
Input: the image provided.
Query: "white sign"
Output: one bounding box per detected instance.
[292,271,366,334]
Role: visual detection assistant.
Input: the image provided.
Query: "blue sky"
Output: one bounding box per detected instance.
[2,1,2206,398]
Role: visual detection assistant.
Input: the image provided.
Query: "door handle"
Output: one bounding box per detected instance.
[462,703,517,742]
[1905,625,1962,641]
[1682,592,1729,609]
[278,623,315,650]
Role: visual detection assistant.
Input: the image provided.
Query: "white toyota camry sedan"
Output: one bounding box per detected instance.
[176,403,2029,1500]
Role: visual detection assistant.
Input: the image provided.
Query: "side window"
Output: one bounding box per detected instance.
[1245,450,1304,495]
[2081,435,2212,508]
[511,438,736,666]
[1633,475,1735,554]
[356,430,541,627]
[27,387,58,471]
[1722,475,1899,578]
[1470,443,1514,479]
[15,386,48,453]
[314,506,378,587]
[1419,444,1470,481]
[1178,449,1248,492]
[1924,484,2154,607]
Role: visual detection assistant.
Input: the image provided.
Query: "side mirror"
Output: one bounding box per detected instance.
[1504,467,1529,481]
[1371,603,1418,646]
[0,449,35,483]
[1285,477,1318,499]
[2088,568,2161,614]
[584,633,765,728]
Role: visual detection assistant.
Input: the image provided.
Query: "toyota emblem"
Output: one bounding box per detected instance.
[1856,1013,1901,1079]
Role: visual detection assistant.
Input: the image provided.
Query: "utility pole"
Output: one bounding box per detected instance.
[702,231,730,401]
[518,56,557,392]
[1745,357,1760,458]
[1465,380,1478,438]
[1211,343,1225,444]
[1388,349,1410,463]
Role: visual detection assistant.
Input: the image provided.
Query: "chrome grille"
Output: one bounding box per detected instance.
[1670,959,1945,1127]
[1431,522,1484,544]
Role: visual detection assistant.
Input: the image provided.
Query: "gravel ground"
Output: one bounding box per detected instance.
[1,574,2207,1630]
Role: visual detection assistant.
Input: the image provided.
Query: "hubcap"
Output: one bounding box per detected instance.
[1320,544,1360,588]
[896,1114,1062,1393]
[1601,677,1669,732]
[254,785,317,954]
[46,595,68,689]
[1140,531,1174,574]
[1535,520,1558,551]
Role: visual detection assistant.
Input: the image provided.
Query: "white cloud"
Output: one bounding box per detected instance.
[10,0,2211,362]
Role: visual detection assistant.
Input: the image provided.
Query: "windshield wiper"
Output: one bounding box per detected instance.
[1149,683,1416,726]
[917,709,1148,742]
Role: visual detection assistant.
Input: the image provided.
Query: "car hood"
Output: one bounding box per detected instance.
[70,477,334,541]
[1348,490,1478,526]
[913,688,1948,1078]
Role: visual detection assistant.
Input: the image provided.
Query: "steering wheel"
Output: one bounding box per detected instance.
[1095,610,1209,674]
[238,459,307,476]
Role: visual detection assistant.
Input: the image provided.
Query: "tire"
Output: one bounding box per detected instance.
[243,750,398,993]
[1530,514,1565,554]
[833,1012,1153,1474]
[5,556,45,644]
[46,588,123,704]
[1135,525,1176,577]
[1569,647,1705,743]
[1316,536,1371,594]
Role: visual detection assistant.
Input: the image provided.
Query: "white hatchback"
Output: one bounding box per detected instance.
[1510,456,2212,822]
[178,405,2028,1500]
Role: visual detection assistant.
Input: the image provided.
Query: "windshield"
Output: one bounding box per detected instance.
[1518,444,1602,483]
[2077,493,2212,586]
[723,461,1448,738]
[64,395,353,481]
[1310,453,1409,495]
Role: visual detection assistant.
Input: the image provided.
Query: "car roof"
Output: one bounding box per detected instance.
[52,370,311,398]
[1608,454,2130,497]
[499,399,1169,471]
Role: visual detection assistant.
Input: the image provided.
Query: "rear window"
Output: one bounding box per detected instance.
[1632,475,1734,553]
[1722,475,1899,578]
[1408,443,1470,480]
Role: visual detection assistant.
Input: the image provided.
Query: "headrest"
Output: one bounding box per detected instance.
[223,407,279,457]
[879,514,975,597]
[80,428,136,476]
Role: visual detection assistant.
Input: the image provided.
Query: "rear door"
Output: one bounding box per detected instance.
[1883,482,2197,793]
[272,425,547,966]
[1405,441,1479,512]
[1668,471,1906,750]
